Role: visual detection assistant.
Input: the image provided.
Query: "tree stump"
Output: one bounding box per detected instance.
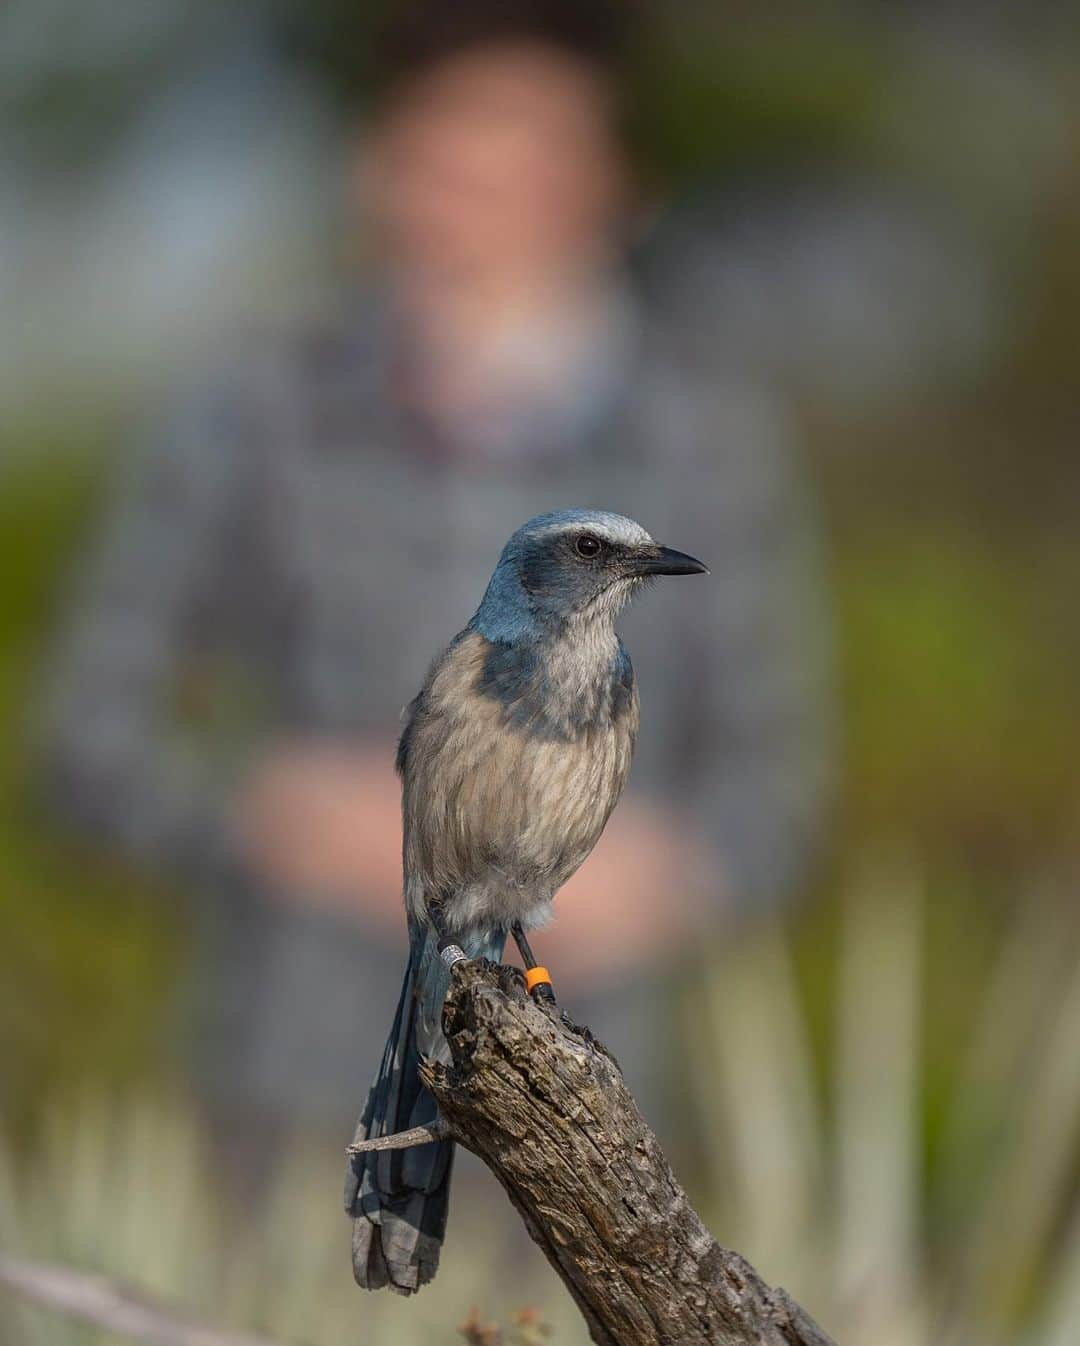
[420,960,835,1346]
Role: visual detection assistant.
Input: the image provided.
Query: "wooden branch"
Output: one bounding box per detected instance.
[0,1254,290,1346]
[420,959,836,1346]
[347,1118,451,1153]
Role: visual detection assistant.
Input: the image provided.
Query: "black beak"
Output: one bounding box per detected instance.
[634,545,709,577]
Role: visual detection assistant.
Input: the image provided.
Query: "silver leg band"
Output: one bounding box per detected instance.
[440,943,468,970]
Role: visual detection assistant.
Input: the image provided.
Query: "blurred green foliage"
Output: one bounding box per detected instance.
[0,444,182,1142]
[839,525,1079,853]
[625,19,892,187]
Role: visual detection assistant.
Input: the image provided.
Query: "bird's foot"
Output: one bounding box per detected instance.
[559,1009,590,1042]
[558,1009,614,1061]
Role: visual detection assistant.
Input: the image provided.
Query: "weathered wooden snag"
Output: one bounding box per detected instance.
[403,959,835,1346]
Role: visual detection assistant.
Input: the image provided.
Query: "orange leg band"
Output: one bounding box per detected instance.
[524,966,553,994]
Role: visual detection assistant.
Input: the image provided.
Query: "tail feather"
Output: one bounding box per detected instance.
[345,922,504,1294]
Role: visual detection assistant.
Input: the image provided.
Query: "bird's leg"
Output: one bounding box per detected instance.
[430,902,468,971]
[511,922,557,1005]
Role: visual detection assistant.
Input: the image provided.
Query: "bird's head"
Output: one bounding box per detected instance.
[472,509,708,644]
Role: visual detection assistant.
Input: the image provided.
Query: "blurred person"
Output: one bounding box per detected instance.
[40,0,832,1145]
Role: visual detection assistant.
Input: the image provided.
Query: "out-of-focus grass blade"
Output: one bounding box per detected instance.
[935,886,1075,1338]
[690,918,824,1295]
[955,938,1080,1334]
[1039,1194,1080,1346]
[834,850,924,1346]
[0,1139,54,1346]
[938,884,1073,1194]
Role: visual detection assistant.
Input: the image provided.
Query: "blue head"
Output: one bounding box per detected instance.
[471,509,707,646]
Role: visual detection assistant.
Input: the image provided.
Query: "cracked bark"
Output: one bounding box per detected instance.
[416,959,835,1346]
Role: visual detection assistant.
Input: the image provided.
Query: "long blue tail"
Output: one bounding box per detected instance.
[344,922,504,1294]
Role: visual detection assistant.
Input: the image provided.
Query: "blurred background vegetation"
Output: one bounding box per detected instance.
[3,2,1079,1344]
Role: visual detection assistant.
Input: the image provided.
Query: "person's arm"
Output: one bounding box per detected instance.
[38,378,248,873]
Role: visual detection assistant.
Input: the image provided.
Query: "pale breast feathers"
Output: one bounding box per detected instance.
[398,630,638,917]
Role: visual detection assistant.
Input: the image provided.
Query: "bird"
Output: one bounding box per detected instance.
[344,508,707,1295]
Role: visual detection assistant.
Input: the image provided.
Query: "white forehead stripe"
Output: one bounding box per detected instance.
[524,511,653,548]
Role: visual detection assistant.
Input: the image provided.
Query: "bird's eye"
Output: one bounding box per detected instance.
[575,533,603,559]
